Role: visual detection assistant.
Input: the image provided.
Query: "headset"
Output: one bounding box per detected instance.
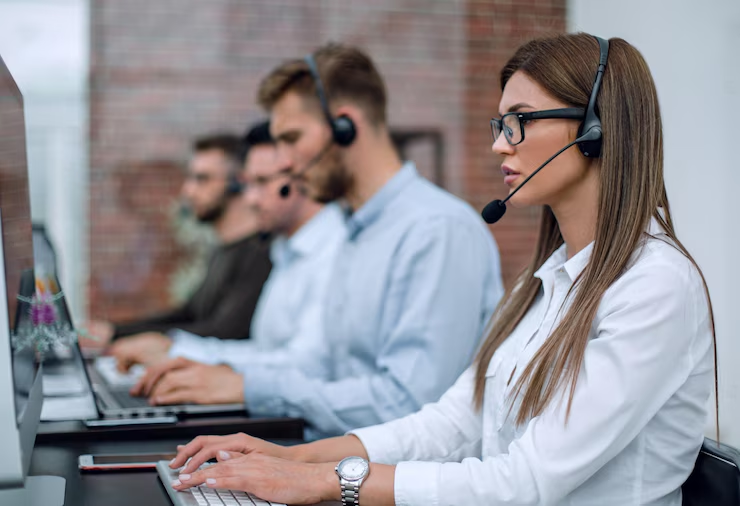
[577,35,609,158]
[482,35,610,224]
[225,173,244,196]
[304,54,357,147]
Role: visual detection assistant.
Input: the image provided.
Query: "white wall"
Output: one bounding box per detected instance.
[0,0,89,321]
[568,0,740,447]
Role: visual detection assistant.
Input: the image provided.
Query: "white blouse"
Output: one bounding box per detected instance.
[351,219,714,505]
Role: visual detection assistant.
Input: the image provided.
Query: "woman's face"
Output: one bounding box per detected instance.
[492,71,595,209]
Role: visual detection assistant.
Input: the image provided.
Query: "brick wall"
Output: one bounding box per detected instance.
[464,0,566,289]
[0,58,34,327]
[89,0,565,321]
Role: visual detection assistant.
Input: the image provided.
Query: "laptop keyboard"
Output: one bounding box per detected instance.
[94,356,146,387]
[108,389,152,409]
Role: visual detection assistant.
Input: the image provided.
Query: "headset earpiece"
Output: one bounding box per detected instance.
[305,54,357,148]
[332,115,357,147]
[577,36,609,159]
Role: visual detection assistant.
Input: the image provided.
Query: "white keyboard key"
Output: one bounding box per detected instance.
[190,490,208,506]
[217,490,239,505]
[177,464,283,506]
[202,490,224,506]
[231,492,252,506]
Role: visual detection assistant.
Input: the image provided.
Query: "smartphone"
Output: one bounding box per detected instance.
[78,452,177,471]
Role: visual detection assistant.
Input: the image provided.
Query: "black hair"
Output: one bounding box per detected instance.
[240,120,274,162]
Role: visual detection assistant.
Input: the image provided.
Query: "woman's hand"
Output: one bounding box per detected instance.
[172,451,338,505]
[170,432,295,474]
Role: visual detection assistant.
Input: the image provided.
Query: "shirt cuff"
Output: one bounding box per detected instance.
[241,365,286,415]
[167,330,219,365]
[394,461,441,506]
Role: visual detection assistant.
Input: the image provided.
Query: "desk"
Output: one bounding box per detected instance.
[33,415,305,505]
[31,436,304,506]
[38,415,304,443]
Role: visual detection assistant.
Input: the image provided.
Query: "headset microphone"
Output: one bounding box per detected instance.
[278,140,334,199]
[482,129,601,224]
[279,183,291,198]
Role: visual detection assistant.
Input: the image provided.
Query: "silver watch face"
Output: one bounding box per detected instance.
[337,456,369,481]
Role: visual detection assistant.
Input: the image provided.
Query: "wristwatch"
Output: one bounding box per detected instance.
[335,456,370,506]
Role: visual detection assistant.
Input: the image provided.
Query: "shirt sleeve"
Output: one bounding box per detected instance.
[169,232,340,378]
[349,367,483,464]
[391,258,714,505]
[167,330,247,365]
[112,305,194,339]
[168,271,332,380]
[113,239,272,340]
[166,244,272,339]
[241,216,497,437]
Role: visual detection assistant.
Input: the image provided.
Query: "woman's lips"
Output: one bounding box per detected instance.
[501,165,520,186]
[504,175,519,185]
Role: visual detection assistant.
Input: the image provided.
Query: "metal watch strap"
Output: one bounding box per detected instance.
[340,479,361,506]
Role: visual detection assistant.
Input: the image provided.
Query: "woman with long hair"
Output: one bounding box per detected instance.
[166,33,715,506]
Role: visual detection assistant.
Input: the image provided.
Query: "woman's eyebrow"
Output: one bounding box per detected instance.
[497,102,533,116]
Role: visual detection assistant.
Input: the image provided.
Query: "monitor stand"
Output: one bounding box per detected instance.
[0,475,66,505]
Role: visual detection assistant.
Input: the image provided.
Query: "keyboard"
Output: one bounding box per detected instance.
[190,486,272,505]
[156,461,286,506]
[94,356,146,387]
[107,389,152,409]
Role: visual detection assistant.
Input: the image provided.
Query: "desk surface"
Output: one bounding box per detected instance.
[38,415,304,443]
[31,437,305,506]
[33,415,306,504]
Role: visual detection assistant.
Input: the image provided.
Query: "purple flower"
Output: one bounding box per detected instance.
[31,302,57,325]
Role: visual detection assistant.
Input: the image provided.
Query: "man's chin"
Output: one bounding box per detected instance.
[313,192,339,204]
[310,178,351,204]
[297,181,337,204]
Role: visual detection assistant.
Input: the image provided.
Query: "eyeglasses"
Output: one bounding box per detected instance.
[185,172,223,184]
[490,108,585,146]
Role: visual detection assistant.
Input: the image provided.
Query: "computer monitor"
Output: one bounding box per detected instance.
[0,54,65,505]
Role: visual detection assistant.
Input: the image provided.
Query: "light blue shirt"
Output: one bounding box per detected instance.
[242,163,504,438]
[168,203,346,378]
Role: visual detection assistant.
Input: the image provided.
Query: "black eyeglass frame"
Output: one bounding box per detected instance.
[490,107,585,146]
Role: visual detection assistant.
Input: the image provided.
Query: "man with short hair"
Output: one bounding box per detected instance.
[133,44,504,438]
[83,133,272,368]
[126,121,345,386]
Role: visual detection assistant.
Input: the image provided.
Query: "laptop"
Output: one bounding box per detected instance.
[156,461,287,506]
[48,274,246,419]
[81,351,246,418]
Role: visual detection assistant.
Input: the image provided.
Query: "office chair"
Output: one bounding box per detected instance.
[682,437,740,505]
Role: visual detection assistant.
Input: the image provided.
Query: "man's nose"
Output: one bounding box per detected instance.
[180,179,196,199]
[275,145,294,172]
